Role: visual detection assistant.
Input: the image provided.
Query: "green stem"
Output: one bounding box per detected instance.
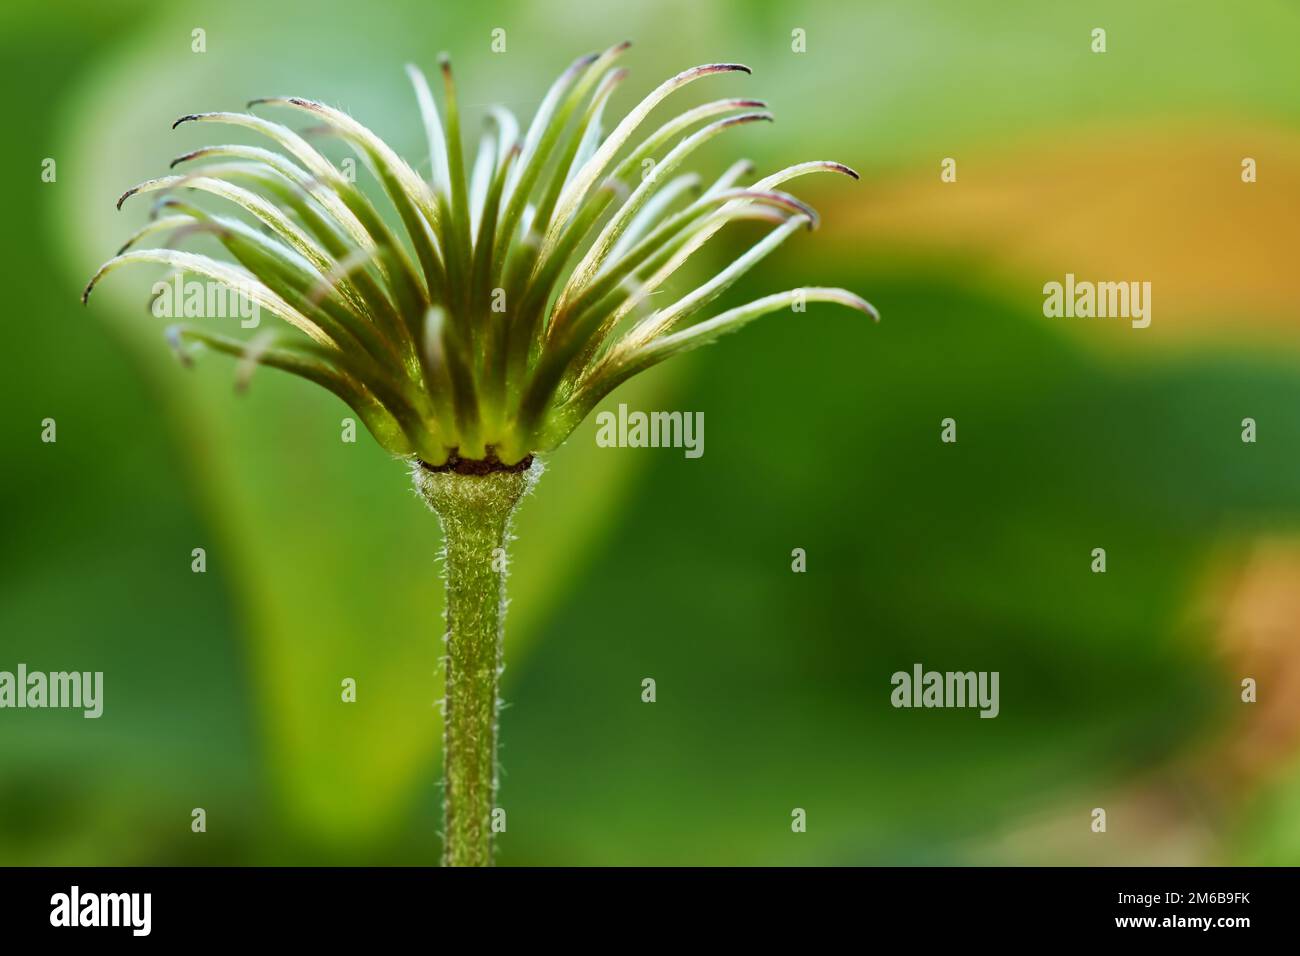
[413,459,540,866]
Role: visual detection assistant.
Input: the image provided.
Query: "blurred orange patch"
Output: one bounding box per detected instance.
[836,121,1300,349]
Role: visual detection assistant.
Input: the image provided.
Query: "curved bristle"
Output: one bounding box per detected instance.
[235,331,277,393]
[834,290,880,320]
[164,325,195,367]
[722,111,773,128]
[247,96,313,111]
[599,178,631,204]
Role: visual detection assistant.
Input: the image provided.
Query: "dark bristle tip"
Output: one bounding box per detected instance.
[115,188,136,210]
[172,114,198,129]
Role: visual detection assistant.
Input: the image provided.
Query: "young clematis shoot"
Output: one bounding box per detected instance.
[82,44,877,866]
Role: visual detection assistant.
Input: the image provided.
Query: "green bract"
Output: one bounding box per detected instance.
[83,43,876,466]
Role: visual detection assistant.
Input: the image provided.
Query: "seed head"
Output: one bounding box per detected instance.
[84,44,877,466]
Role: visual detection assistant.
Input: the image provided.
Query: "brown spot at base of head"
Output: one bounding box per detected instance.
[419,451,535,476]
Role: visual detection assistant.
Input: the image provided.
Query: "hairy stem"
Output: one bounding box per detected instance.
[413,458,540,866]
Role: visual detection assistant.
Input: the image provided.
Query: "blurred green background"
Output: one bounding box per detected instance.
[3,0,1300,865]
